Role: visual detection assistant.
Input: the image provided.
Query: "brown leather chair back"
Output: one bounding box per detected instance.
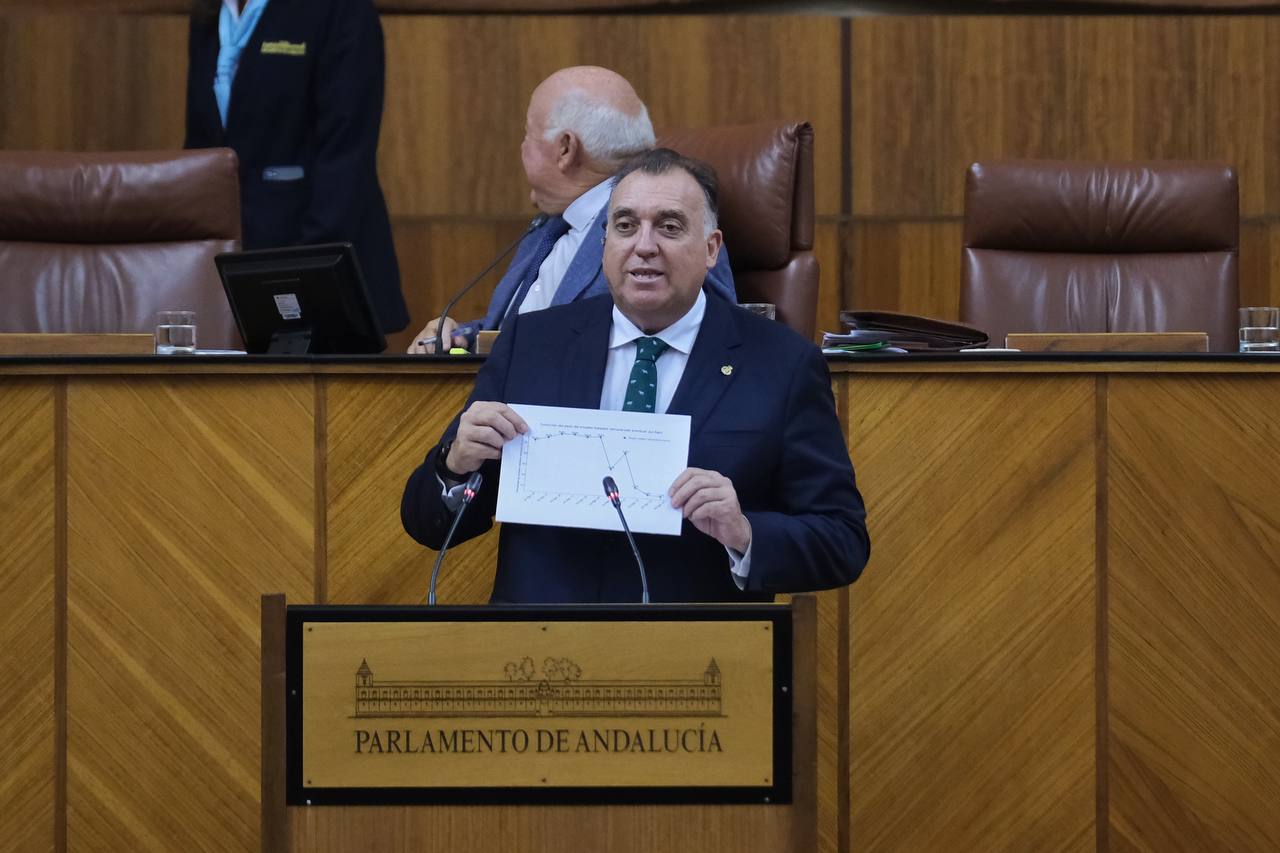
[659,122,818,340]
[0,149,242,349]
[961,160,1239,351]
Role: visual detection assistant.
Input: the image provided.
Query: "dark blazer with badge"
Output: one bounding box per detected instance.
[185,0,408,333]
[401,293,870,604]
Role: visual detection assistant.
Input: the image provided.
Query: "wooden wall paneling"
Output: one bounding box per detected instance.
[852,16,1277,218]
[0,13,186,151]
[813,589,842,853]
[851,16,947,217]
[325,374,496,604]
[1059,17,1137,164]
[380,16,530,218]
[844,374,1096,852]
[380,14,843,218]
[67,14,187,151]
[0,13,78,149]
[64,377,315,853]
[1266,18,1280,215]
[1107,376,1280,851]
[0,381,57,853]
[847,220,963,319]
[1130,17,1270,217]
[851,16,1124,217]
[991,17,1068,167]
[1238,219,1280,310]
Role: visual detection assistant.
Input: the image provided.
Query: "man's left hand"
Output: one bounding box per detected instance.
[668,468,752,553]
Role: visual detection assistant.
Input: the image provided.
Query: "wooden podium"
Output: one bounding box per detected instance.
[260,595,817,853]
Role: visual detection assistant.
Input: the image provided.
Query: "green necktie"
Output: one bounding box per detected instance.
[622,336,669,413]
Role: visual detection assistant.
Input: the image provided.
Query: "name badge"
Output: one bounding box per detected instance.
[261,40,306,57]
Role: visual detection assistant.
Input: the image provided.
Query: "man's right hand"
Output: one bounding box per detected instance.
[406,316,466,354]
[445,402,529,474]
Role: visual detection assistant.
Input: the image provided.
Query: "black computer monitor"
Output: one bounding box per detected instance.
[215,243,386,354]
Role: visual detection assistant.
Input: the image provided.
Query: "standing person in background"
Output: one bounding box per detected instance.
[185,0,408,335]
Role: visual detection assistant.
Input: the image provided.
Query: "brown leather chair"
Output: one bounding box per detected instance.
[961,160,1239,351]
[659,122,818,340]
[0,149,242,349]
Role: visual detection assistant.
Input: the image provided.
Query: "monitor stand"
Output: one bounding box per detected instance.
[267,329,313,354]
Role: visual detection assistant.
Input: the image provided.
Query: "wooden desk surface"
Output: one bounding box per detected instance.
[1,357,1276,852]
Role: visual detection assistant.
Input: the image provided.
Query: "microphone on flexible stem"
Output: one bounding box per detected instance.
[602,476,649,605]
[427,471,483,605]
[433,212,550,353]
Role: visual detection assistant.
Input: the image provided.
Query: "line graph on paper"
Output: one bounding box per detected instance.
[496,404,690,535]
[516,429,671,509]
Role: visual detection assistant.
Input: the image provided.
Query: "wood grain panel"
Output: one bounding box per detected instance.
[853,16,1280,218]
[325,375,497,604]
[381,14,842,217]
[847,220,964,319]
[1129,17,1272,217]
[845,374,1096,851]
[0,381,56,853]
[1108,376,1280,851]
[65,377,314,853]
[1238,219,1280,310]
[813,589,842,853]
[0,13,186,151]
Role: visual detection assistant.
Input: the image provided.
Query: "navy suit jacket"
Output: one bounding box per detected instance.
[455,207,737,341]
[402,293,869,604]
[185,0,408,333]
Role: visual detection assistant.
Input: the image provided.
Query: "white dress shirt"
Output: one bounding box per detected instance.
[516,179,613,316]
[599,289,705,414]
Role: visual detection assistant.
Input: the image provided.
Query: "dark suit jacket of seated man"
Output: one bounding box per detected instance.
[401,149,869,604]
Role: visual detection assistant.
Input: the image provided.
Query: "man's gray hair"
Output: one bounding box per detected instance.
[544,90,655,166]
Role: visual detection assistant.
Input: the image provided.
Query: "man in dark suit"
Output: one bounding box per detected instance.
[406,66,734,354]
[401,149,868,603]
[185,0,408,334]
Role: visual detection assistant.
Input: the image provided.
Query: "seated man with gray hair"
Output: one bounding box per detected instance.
[407,66,735,353]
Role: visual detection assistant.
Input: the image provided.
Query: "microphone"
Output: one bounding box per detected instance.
[433,213,550,353]
[602,476,649,605]
[427,471,483,605]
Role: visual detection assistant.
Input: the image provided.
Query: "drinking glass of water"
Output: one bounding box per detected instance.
[155,310,197,354]
[1239,307,1280,353]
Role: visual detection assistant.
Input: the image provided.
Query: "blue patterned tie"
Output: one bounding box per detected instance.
[622,337,669,413]
[502,215,571,320]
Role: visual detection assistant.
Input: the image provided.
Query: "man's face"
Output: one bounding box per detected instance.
[604,169,723,333]
[520,93,572,214]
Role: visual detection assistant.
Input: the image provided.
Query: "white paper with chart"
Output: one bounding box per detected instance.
[496,404,690,535]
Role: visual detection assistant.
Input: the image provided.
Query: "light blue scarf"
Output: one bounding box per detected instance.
[215,0,271,128]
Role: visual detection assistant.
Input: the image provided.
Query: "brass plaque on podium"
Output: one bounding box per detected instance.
[285,606,792,805]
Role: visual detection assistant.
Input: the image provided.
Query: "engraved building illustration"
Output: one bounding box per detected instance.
[354,657,723,718]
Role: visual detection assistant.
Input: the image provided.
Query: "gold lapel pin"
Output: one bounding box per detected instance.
[721,365,734,376]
